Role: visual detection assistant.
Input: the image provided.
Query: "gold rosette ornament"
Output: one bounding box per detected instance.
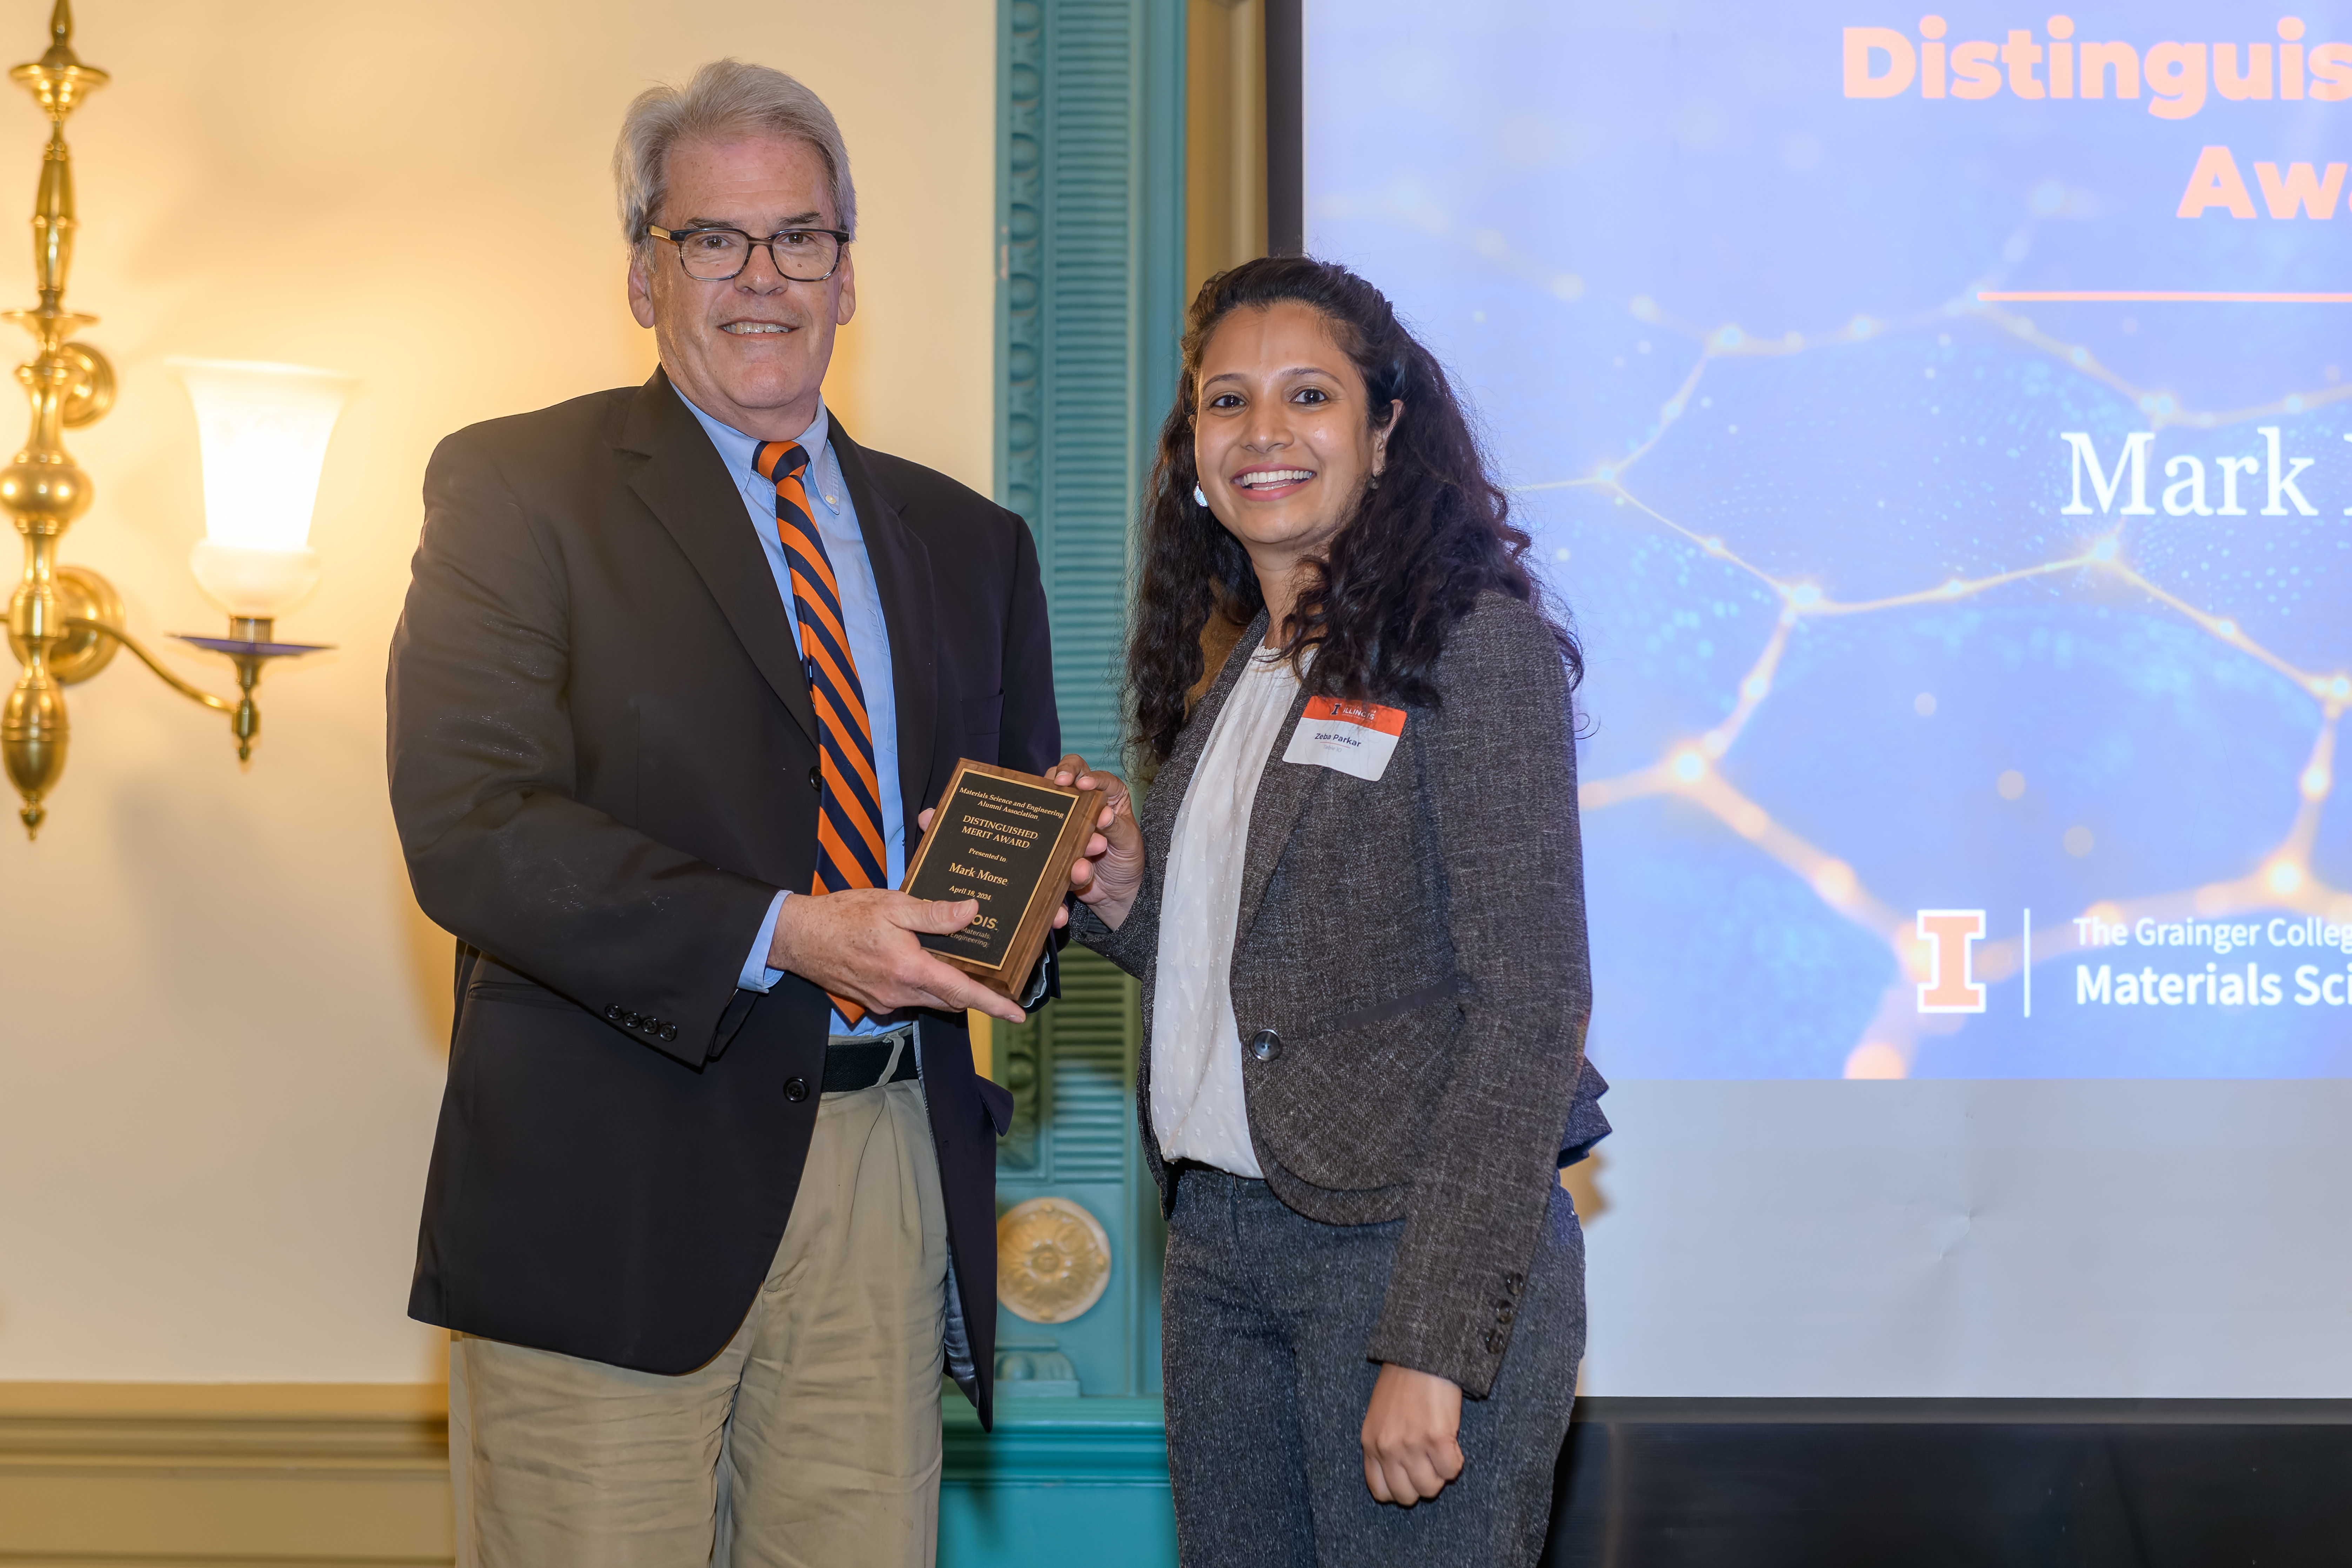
[995,1196,1112,1324]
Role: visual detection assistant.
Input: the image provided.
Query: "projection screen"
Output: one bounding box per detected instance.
[1303,0,2352,1395]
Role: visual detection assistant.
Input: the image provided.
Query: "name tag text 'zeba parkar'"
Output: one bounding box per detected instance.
[1282,696,1405,782]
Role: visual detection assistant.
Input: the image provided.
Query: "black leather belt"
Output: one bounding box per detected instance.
[821,1025,919,1093]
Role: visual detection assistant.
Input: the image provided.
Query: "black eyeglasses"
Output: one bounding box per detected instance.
[646,224,850,282]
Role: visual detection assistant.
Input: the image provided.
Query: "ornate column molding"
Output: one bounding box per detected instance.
[993,0,1184,1406]
[996,0,1184,774]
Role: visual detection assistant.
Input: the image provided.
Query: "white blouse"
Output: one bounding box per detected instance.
[1149,646,1303,1177]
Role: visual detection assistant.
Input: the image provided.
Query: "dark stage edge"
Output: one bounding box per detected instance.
[1263,0,1301,256]
[1539,1398,2352,1568]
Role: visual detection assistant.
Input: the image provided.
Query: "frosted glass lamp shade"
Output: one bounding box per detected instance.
[168,359,358,616]
[189,540,320,616]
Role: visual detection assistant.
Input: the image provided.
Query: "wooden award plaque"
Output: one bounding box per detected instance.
[900,759,1107,999]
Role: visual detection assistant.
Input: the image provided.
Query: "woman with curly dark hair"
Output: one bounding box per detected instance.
[1056,254,1606,1566]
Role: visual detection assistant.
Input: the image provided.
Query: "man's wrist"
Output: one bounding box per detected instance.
[764,888,802,974]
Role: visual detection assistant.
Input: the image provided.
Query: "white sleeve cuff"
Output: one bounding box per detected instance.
[739,890,789,993]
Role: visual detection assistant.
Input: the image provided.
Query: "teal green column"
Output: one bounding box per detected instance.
[941,1,1186,1563]
[997,0,1187,768]
[990,0,1186,1398]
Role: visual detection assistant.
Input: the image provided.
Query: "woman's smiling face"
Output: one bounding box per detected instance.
[1193,300,1398,579]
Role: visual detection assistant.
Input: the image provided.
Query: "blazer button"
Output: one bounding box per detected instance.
[783,1077,810,1103]
[661,1023,679,1043]
[1247,1029,1282,1062]
[1483,1329,1506,1354]
[807,765,822,792]
[624,1012,643,1030]
[603,1004,623,1023]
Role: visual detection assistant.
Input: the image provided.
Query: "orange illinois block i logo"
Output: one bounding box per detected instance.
[1916,909,1987,1013]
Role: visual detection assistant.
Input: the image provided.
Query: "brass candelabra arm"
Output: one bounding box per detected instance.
[60,613,230,712]
[59,612,332,764]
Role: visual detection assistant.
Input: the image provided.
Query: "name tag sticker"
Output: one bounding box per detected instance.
[1282,696,1406,781]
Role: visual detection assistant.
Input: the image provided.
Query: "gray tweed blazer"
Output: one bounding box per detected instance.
[1071,592,1593,1396]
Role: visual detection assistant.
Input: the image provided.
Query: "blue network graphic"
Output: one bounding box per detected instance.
[1306,0,2352,1077]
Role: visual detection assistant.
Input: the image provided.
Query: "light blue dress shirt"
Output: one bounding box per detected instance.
[679,390,905,1036]
[681,389,974,1392]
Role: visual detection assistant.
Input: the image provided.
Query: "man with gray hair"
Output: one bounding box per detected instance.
[388,59,1080,1564]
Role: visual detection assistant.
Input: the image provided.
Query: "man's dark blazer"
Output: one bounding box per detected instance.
[386,368,1054,1427]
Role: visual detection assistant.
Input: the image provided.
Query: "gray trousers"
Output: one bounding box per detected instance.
[1161,1169,1585,1568]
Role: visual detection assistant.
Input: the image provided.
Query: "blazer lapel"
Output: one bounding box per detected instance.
[1232,673,1325,942]
[829,419,940,837]
[1142,611,1264,874]
[620,371,818,746]
[1150,610,1325,939]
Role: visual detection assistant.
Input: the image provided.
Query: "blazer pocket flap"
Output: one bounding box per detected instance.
[976,1075,1016,1137]
[1302,975,1464,1039]
[1248,981,1464,1194]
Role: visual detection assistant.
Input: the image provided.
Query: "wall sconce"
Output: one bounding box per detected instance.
[178,359,356,623]
[1,3,349,839]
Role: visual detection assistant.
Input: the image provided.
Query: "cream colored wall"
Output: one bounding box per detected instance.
[0,0,995,1382]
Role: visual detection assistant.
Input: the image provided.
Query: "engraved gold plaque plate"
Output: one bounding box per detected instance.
[901,759,1105,999]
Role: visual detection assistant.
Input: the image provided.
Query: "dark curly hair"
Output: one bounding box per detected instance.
[1128,254,1581,765]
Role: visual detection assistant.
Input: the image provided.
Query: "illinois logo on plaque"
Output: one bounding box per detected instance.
[901,760,1107,999]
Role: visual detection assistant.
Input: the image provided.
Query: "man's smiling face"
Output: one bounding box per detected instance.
[627,132,855,440]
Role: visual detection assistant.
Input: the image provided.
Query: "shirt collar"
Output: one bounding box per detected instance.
[673,384,830,483]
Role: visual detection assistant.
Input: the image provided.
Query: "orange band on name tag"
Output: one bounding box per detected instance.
[1300,696,1406,735]
[1284,696,1407,781]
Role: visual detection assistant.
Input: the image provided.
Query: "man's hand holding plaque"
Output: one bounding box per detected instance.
[767,888,1032,1023]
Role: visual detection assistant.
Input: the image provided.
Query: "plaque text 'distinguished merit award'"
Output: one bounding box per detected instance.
[900,760,1107,999]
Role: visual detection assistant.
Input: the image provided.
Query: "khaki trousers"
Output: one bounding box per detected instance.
[448,1079,949,1568]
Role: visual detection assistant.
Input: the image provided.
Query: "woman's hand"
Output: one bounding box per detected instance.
[1050,754,1142,931]
[1360,1363,1464,1506]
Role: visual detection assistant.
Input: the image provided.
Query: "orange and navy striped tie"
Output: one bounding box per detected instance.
[755,439,888,1025]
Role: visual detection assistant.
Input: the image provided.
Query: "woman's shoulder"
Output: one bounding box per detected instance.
[1452,588,1554,640]
[1431,589,1571,692]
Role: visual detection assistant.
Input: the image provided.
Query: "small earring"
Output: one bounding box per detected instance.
[1368,471,1382,492]
[1193,483,1208,507]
